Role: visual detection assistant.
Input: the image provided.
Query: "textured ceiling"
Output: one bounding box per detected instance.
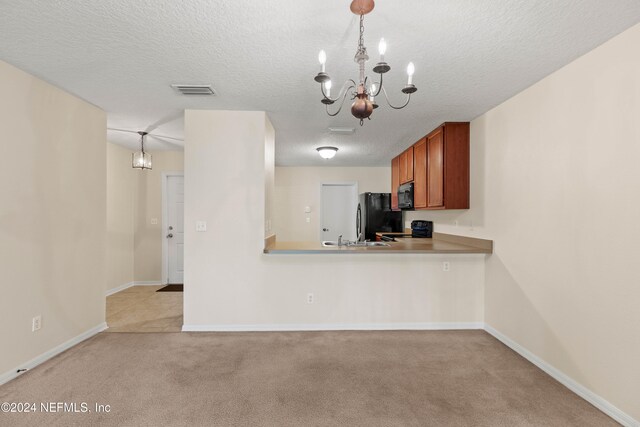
[1,1,640,165]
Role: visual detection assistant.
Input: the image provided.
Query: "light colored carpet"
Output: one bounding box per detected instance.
[0,331,617,426]
[106,285,182,332]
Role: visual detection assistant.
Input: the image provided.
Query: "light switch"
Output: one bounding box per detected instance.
[196,221,207,232]
[304,206,312,213]
[306,217,311,223]
[150,218,158,225]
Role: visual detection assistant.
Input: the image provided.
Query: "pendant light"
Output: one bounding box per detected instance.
[132,131,152,170]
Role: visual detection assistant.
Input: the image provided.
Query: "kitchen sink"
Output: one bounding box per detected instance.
[362,241,390,246]
[321,241,390,247]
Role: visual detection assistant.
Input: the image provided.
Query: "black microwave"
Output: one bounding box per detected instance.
[398,182,414,210]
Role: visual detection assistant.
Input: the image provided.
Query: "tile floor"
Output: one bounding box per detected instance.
[106,285,183,332]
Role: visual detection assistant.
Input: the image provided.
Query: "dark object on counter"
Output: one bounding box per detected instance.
[411,220,433,238]
[381,233,413,241]
[357,193,403,241]
[398,182,414,210]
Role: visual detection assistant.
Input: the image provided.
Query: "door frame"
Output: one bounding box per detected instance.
[161,171,184,285]
[318,181,359,241]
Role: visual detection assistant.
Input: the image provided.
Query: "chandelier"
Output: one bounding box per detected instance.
[314,0,417,126]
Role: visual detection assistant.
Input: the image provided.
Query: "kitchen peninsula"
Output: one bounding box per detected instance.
[264,232,492,254]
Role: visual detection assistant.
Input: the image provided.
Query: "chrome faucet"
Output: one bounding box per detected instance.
[338,235,343,246]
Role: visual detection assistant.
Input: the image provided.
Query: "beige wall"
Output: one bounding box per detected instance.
[411,23,640,421]
[264,118,275,238]
[0,60,106,375]
[274,167,391,241]
[133,151,184,282]
[106,143,134,291]
[183,110,485,329]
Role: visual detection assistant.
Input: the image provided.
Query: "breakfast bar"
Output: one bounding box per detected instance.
[264,232,492,255]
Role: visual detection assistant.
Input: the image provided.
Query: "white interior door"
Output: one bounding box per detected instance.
[320,183,358,242]
[166,175,184,284]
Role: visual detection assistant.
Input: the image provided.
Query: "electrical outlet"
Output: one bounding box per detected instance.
[306,217,310,223]
[32,315,42,332]
[195,221,207,232]
[150,218,158,225]
[443,262,450,272]
[307,293,314,304]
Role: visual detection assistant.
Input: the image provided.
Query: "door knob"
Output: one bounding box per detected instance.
[323,228,329,232]
[168,226,173,230]
[166,233,174,238]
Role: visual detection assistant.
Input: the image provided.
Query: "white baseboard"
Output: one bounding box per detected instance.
[105,281,163,296]
[133,280,162,286]
[484,324,638,427]
[0,322,108,386]
[182,322,484,332]
[105,281,135,296]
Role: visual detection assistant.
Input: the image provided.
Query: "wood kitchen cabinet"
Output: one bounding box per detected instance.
[391,155,400,210]
[437,122,469,209]
[427,127,445,208]
[391,122,469,210]
[413,138,427,208]
[399,146,414,184]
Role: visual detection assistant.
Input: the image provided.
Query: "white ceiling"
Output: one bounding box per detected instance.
[1,1,640,166]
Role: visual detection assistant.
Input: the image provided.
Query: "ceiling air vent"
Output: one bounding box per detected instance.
[328,127,355,135]
[171,84,216,96]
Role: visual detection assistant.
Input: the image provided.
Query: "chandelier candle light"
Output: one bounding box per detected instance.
[314,0,417,125]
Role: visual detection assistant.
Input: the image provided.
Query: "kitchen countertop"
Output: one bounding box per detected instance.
[264,232,492,255]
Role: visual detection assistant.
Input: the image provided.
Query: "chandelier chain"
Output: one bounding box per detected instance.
[140,134,145,153]
[358,15,365,55]
[356,14,367,85]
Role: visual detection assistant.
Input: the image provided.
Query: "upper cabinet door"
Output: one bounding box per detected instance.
[405,146,414,183]
[413,138,427,209]
[399,150,407,184]
[391,155,400,210]
[399,146,414,184]
[427,128,445,208]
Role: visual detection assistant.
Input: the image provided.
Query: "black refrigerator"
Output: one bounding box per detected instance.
[357,193,403,241]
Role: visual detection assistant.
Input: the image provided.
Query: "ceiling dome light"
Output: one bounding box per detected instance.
[316,146,338,159]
